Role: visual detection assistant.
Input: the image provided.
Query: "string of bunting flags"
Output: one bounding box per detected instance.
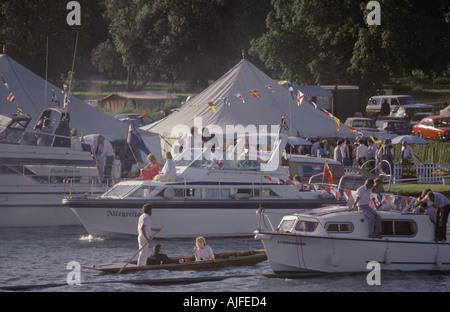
[262,174,416,211]
[1,73,24,115]
[198,80,346,134]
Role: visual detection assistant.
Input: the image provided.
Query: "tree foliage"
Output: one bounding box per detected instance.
[251,0,450,101]
[95,0,271,91]
[0,0,107,86]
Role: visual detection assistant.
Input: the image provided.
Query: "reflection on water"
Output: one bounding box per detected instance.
[1,225,450,292]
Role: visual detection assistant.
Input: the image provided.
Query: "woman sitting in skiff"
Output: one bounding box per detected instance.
[193,236,215,261]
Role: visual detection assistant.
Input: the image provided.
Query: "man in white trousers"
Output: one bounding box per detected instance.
[137,204,160,266]
[351,179,382,239]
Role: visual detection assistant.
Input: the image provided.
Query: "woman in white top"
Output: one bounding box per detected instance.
[159,151,177,181]
[193,236,215,261]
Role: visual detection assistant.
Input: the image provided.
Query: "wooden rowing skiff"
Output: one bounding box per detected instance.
[85,250,267,274]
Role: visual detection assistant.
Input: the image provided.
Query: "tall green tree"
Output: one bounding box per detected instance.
[251,0,450,104]
[95,0,271,91]
[0,0,108,85]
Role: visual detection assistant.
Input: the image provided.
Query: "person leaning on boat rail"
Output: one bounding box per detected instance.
[351,179,382,239]
[137,204,161,266]
[193,237,215,261]
[424,191,450,242]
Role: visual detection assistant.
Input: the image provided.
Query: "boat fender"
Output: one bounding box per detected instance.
[164,187,175,199]
[436,253,443,269]
[384,248,391,265]
[330,254,339,267]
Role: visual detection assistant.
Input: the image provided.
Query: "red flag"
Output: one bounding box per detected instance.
[7,91,15,102]
[324,162,334,185]
[207,101,216,114]
[297,90,304,107]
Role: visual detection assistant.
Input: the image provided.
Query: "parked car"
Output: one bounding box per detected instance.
[412,116,450,140]
[344,117,389,138]
[114,113,154,128]
[408,112,434,132]
[391,104,434,122]
[365,95,417,117]
[375,119,409,135]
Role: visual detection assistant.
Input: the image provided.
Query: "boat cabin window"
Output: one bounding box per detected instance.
[381,220,416,236]
[278,219,296,232]
[254,188,279,197]
[205,188,231,198]
[101,183,140,198]
[295,220,318,232]
[173,188,201,198]
[128,186,153,198]
[326,222,354,233]
[297,164,324,178]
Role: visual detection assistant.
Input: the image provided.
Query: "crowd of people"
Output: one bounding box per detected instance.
[296,135,415,177]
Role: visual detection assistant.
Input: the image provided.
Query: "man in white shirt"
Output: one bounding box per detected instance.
[333,140,343,163]
[401,141,414,165]
[137,204,161,266]
[356,139,369,167]
[94,135,114,184]
[351,179,381,238]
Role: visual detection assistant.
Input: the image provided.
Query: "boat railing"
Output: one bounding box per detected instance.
[0,128,80,149]
[0,160,102,190]
[256,207,275,232]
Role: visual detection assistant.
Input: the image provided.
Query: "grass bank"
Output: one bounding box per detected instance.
[389,183,450,198]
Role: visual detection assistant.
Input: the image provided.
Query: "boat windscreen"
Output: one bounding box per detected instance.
[101,183,141,198]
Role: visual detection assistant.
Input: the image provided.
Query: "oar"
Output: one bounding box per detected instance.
[118,226,162,274]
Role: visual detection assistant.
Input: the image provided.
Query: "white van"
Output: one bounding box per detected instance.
[365,95,417,117]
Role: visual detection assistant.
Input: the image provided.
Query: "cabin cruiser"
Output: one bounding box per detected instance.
[63,134,347,238]
[255,194,450,274]
[0,109,108,227]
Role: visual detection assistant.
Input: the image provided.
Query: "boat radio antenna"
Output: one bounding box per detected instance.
[68,32,79,95]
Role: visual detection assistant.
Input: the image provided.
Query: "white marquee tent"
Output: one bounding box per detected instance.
[144,59,355,141]
[0,53,162,161]
[0,53,126,139]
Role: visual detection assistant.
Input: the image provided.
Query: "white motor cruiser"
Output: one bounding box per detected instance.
[63,134,347,238]
[0,109,109,227]
[255,195,450,274]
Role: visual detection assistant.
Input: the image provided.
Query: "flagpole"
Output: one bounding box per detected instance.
[44,36,49,109]
[322,160,327,184]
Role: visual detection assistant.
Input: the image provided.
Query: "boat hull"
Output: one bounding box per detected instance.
[67,198,340,238]
[0,183,105,227]
[86,250,267,274]
[256,231,450,274]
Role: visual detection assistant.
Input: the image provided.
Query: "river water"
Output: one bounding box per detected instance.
[1,225,450,295]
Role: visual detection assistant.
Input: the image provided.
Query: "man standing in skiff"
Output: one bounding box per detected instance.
[137,204,161,266]
[351,179,382,239]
